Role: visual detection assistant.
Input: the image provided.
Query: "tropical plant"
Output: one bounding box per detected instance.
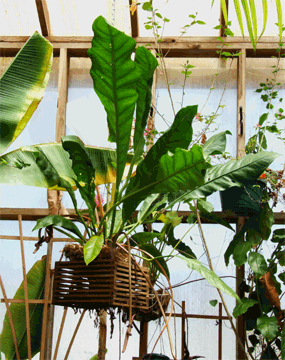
[0,15,281,360]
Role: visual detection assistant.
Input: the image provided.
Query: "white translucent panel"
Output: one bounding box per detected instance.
[138,0,220,37]
[229,1,285,37]
[0,57,59,208]
[47,0,131,36]
[156,58,237,210]
[0,0,41,36]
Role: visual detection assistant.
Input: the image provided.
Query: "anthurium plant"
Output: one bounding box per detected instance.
[13,16,276,297]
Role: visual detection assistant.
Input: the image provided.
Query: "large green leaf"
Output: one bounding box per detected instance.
[123,105,198,220]
[33,215,85,244]
[0,257,46,360]
[248,252,268,279]
[170,151,279,205]
[180,257,240,301]
[123,145,209,221]
[62,136,97,227]
[233,297,258,318]
[133,46,158,157]
[0,32,53,155]
[0,143,135,189]
[87,16,141,192]
[203,131,231,156]
[256,315,279,341]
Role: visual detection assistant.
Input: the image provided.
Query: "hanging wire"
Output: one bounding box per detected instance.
[111,0,116,26]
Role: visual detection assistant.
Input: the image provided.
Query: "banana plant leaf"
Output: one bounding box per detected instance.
[0,143,136,189]
[0,32,53,155]
[87,16,141,193]
[0,257,46,360]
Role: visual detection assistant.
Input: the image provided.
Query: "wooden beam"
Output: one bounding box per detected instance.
[1,208,285,223]
[129,0,139,37]
[0,36,284,58]
[35,0,52,37]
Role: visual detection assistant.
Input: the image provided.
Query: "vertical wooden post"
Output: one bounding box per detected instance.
[181,300,186,359]
[236,49,246,360]
[18,215,32,360]
[98,311,107,360]
[41,47,69,360]
[139,321,148,357]
[218,302,222,360]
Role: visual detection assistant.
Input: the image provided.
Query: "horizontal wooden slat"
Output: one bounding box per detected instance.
[0,36,284,57]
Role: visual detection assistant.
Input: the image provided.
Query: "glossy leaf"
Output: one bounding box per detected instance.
[256,315,279,341]
[88,16,141,191]
[137,194,161,222]
[172,151,279,205]
[133,46,158,156]
[84,234,104,265]
[33,215,85,244]
[62,136,97,226]
[0,143,135,189]
[233,239,254,267]
[0,257,46,359]
[202,130,231,156]
[180,257,240,300]
[248,252,267,279]
[233,297,258,318]
[123,105,198,220]
[123,145,210,222]
[0,32,53,155]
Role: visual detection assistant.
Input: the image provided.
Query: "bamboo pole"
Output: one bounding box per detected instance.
[40,240,53,360]
[98,311,107,360]
[18,215,32,360]
[0,275,21,360]
[53,307,68,360]
[236,49,247,360]
[63,309,86,360]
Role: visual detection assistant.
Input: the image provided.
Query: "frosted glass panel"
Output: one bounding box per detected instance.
[156,58,237,210]
[138,0,221,37]
[47,0,131,36]
[0,0,41,35]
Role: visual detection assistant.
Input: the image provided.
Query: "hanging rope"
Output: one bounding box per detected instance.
[111,0,116,26]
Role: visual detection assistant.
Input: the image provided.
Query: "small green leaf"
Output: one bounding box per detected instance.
[259,113,269,126]
[277,251,285,266]
[209,299,218,307]
[84,234,104,265]
[233,298,258,318]
[142,2,152,10]
[256,315,279,341]
[248,252,267,278]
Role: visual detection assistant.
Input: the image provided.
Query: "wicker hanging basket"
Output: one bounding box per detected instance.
[52,245,151,312]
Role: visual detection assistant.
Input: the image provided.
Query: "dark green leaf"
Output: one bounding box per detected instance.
[84,234,104,265]
[209,299,218,307]
[140,243,170,279]
[0,257,46,359]
[131,232,158,245]
[174,151,279,205]
[259,113,269,126]
[33,215,85,244]
[277,251,285,266]
[272,228,285,243]
[233,240,254,267]
[256,315,279,341]
[202,130,232,156]
[62,135,97,227]
[88,16,141,191]
[248,252,268,278]
[233,298,258,318]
